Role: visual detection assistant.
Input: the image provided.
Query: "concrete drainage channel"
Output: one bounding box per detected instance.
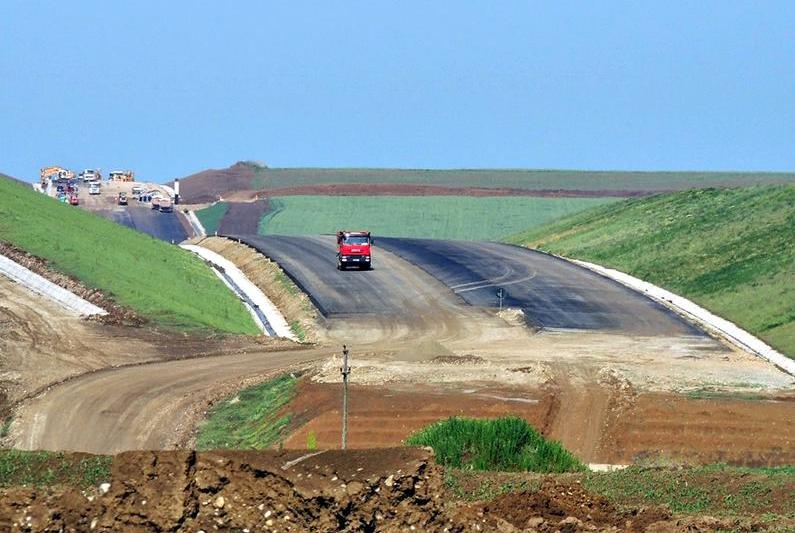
[0,253,106,317]
[181,244,296,340]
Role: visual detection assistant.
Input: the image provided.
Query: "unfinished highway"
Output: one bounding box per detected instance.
[15,235,789,457]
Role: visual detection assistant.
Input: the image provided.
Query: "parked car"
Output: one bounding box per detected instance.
[118,192,128,206]
[89,183,101,195]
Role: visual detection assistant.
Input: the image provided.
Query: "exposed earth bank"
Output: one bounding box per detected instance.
[3,449,788,532]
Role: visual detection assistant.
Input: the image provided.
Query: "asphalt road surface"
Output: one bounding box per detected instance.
[235,234,701,336]
[231,234,457,317]
[379,237,702,336]
[109,204,188,243]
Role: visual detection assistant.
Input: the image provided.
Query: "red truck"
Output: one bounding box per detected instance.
[336,231,373,270]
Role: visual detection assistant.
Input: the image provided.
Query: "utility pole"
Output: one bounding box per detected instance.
[340,345,351,450]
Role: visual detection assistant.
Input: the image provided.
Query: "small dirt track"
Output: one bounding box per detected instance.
[15,348,319,453]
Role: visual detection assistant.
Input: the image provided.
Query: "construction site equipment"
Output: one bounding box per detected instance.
[40,166,74,184]
[108,170,134,182]
[80,169,101,182]
[336,231,373,270]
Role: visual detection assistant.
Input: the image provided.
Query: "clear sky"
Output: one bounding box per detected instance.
[2,1,793,182]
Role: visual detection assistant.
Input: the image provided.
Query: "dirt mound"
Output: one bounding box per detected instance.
[0,241,144,327]
[0,448,458,532]
[480,480,670,531]
[174,162,257,203]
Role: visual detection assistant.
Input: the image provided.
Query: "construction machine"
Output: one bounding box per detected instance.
[108,170,134,182]
[40,166,74,184]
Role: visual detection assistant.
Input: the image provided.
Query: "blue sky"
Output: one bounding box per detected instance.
[2,1,793,182]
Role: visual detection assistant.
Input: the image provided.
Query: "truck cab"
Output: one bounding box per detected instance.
[336,231,373,270]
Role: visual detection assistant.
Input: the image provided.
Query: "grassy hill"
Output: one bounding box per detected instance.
[0,177,258,334]
[509,185,795,359]
[252,167,795,192]
[252,195,617,241]
[176,162,795,203]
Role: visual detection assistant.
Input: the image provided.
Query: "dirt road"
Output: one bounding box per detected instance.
[13,347,320,453]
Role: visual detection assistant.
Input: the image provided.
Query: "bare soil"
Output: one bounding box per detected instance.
[1,449,790,532]
[258,183,648,198]
[216,199,269,235]
[278,378,795,466]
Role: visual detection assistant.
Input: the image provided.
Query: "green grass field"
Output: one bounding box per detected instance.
[195,201,229,234]
[0,178,258,334]
[255,195,616,240]
[406,416,584,473]
[249,165,795,192]
[510,185,795,358]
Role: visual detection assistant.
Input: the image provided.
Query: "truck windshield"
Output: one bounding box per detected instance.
[343,236,369,245]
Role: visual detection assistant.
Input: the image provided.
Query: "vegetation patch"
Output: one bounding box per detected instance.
[195,201,229,235]
[583,464,795,515]
[0,450,111,488]
[0,178,257,334]
[406,416,584,473]
[510,185,795,358]
[196,373,298,450]
[258,195,616,240]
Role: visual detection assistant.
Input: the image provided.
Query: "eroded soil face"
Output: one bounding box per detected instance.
[4,449,789,532]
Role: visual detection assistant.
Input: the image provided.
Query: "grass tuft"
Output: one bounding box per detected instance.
[406,416,584,473]
[196,373,298,450]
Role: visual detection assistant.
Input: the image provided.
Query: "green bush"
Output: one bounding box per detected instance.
[406,416,584,473]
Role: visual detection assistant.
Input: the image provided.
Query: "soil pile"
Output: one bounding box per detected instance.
[174,162,257,203]
[0,449,789,532]
[0,448,456,532]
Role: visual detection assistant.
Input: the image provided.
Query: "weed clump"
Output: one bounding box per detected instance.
[406,416,584,473]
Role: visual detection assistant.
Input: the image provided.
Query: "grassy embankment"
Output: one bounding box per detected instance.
[509,185,795,358]
[0,178,257,334]
[406,417,584,473]
[248,165,795,192]
[196,373,298,450]
[195,201,229,234]
[254,196,617,240]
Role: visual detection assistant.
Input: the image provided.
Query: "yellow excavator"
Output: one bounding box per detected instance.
[40,166,75,184]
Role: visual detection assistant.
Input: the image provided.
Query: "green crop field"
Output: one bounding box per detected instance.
[195,201,229,234]
[249,165,795,192]
[510,185,795,359]
[0,178,258,334]
[254,195,617,240]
